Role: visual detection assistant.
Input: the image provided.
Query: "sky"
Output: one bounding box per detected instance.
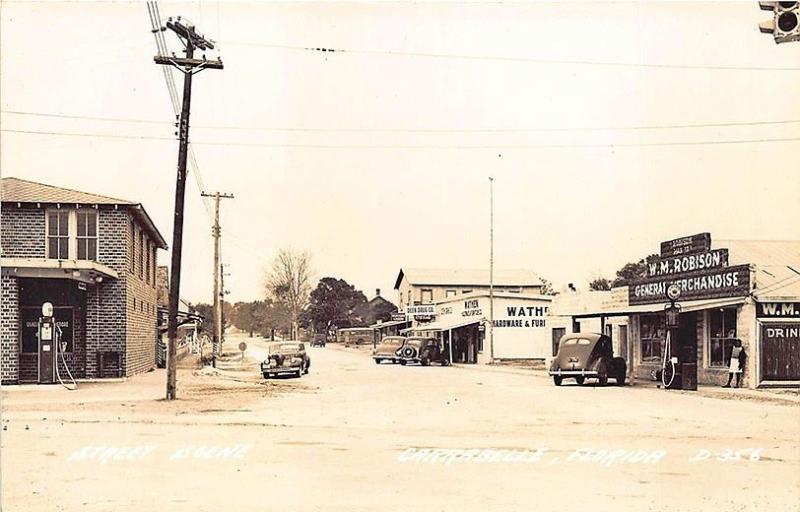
[2,1,799,305]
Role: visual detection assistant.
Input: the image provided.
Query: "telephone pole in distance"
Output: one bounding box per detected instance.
[201,191,233,368]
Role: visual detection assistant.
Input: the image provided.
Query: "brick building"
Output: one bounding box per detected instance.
[1,177,167,383]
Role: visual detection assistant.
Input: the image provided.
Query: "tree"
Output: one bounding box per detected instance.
[265,249,313,340]
[191,301,232,338]
[611,254,660,287]
[231,300,272,337]
[305,277,367,332]
[539,277,558,296]
[589,277,612,291]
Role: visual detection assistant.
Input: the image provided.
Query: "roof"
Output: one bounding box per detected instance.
[715,239,800,267]
[1,177,168,250]
[1,177,135,205]
[394,268,543,289]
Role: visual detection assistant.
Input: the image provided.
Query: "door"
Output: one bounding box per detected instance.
[552,328,566,356]
[38,319,55,384]
[760,323,800,381]
[619,325,629,363]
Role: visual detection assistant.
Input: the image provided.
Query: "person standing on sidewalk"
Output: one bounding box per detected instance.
[723,339,747,388]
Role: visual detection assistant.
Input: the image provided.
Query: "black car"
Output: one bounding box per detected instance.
[310,334,327,347]
[398,337,450,366]
[549,333,626,386]
[261,342,311,378]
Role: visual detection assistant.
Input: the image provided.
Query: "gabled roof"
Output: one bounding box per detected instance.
[1,177,135,205]
[1,177,168,250]
[394,268,543,289]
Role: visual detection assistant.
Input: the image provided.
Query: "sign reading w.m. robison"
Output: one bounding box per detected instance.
[629,233,751,305]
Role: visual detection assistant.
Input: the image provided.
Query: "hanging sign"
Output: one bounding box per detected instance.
[660,233,712,258]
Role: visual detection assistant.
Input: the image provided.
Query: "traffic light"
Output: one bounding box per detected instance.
[759,2,800,44]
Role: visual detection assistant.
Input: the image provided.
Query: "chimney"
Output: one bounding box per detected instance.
[376,288,381,297]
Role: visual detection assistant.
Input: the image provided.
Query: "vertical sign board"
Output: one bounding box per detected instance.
[757,302,800,381]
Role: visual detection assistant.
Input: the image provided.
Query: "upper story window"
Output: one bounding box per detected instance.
[421,289,433,304]
[129,221,135,272]
[47,211,70,259]
[76,211,98,260]
[445,289,457,298]
[47,209,98,261]
[138,230,144,279]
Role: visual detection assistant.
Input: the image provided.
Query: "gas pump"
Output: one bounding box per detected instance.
[661,286,682,390]
[38,302,76,390]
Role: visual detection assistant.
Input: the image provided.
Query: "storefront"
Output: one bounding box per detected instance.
[405,292,553,364]
[552,234,800,389]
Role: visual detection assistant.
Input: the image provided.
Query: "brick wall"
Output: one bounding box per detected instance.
[1,208,45,258]
[1,275,19,383]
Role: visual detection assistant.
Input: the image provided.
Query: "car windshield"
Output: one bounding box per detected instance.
[381,338,404,347]
[272,343,301,353]
[407,338,427,347]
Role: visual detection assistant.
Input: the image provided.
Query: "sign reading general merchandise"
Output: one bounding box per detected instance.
[629,234,751,305]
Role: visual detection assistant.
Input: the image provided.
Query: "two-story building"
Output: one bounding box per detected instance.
[1,177,168,383]
[394,268,544,310]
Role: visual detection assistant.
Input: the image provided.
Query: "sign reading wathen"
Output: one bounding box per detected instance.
[660,233,712,258]
[629,264,750,305]
[648,249,729,278]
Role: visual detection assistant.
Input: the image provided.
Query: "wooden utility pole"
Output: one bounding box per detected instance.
[201,191,233,368]
[155,17,223,400]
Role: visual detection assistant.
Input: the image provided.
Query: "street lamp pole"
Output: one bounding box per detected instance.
[489,176,494,363]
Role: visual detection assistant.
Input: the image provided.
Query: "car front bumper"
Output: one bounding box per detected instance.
[261,364,302,373]
[549,369,598,377]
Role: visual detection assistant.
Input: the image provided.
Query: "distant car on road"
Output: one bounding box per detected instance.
[311,333,327,347]
[261,342,310,378]
[372,336,407,364]
[398,337,450,366]
[549,333,626,386]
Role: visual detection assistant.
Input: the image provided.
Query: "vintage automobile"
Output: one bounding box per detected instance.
[398,337,450,366]
[310,333,327,347]
[261,342,311,379]
[373,336,407,364]
[549,333,626,386]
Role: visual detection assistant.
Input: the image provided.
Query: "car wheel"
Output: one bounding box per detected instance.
[553,376,563,386]
[575,376,585,385]
[262,372,270,379]
[304,363,310,375]
[296,368,303,378]
[598,363,608,386]
[399,360,407,366]
[441,358,450,367]
[374,358,382,364]
[617,370,626,386]
[421,356,430,367]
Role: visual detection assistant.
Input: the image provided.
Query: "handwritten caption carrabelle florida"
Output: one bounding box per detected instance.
[66,444,252,464]
[397,447,764,467]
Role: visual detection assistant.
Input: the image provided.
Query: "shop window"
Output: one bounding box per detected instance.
[421,289,433,303]
[552,327,566,356]
[76,211,98,260]
[640,314,666,363]
[47,210,70,259]
[709,308,738,367]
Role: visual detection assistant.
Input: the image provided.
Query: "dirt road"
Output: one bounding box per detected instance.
[2,334,798,512]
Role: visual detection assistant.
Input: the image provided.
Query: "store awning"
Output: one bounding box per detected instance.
[402,318,482,333]
[1,257,119,285]
[369,319,410,330]
[570,296,747,319]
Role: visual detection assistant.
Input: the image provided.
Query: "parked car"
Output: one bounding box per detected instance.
[549,333,626,386]
[398,337,450,366]
[373,336,407,364]
[261,342,310,378]
[310,333,327,347]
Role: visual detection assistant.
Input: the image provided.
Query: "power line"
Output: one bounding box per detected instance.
[221,40,800,72]
[5,109,800,133]
[4,127,800,149]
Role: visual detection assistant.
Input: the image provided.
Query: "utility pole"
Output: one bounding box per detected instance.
[220,262,231,347]
[155,17,223,400]
[488,176,494,364]
[201,191,233,368]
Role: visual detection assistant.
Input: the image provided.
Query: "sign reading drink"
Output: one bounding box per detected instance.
[629,234,751,305]
[660,233,711,257]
